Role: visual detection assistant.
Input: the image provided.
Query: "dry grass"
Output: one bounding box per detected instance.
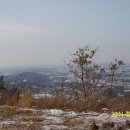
[0,88,32,108]
[0,105,43,130]
[32,93,130,113]
[22,116,44,122]
[0,124,41,130]
[18,90,32,107]
[0,87,130,113]
[63,117,84,126]
[0,105,17,119]
[34,94,67,109]
[80,95,130,112]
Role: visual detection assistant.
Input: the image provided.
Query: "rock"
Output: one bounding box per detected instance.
[101,108,109,113]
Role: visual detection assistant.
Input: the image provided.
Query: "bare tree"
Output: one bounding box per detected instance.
[66,45,101,103]
[66,45,126,111]
[107,59,124,97]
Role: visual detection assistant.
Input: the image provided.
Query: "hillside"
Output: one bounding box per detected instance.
[0,106,130,130]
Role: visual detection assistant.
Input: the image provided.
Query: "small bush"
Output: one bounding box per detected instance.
[18,90,32,107]
[34,95,66,109]
[0,88,32,108]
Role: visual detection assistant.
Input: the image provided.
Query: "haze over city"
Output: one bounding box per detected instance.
[0,0,130,67]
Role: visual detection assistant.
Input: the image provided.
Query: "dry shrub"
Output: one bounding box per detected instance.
[33,92,130,112]
[84,95,104,112]
[81,94,130,112]
[0,88,32,108]
[34,94,85,111]
[105,96,130,112]
[66,94,108,112]
[3,88,20,106]
[35,94,66,109]
[18,90,32,107]
[5,94,18,106]
[1,86,130,112]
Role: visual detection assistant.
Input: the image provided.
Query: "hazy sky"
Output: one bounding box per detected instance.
[0,0,130,67]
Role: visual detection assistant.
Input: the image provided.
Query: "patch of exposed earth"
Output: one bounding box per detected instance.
[0,106,130,130]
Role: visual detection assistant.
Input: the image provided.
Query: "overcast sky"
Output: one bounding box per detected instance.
[0,0,130,67]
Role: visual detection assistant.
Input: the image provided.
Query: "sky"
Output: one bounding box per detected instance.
[0,0,130,67]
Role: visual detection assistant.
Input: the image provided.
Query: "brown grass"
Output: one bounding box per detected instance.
[0,88,130,112]
[34,94,66,109]
[31,93,130,113]
[0,88,32,108]
[63,118,84,126]
[18,90,32,107]
[22,116,44,122]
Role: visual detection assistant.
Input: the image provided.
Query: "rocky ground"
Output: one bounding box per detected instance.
[0,105,130,130]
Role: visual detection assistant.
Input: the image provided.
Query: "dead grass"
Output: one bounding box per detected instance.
[18,90,32,107]
[0,88,32,108]
[32,93,130,113]
[0,87,130,113]
[22,116,44,122]
[0,124,42,130]
[0,105,43,130]
[0,105,17,119]
[63,117,84,126]
[34,94,67,109]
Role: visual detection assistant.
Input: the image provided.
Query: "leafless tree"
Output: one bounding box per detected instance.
[107,59,124,97]
[66,45,102,103]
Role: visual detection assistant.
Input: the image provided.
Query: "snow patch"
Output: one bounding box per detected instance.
[44,116,63,125]
[42,125,68,130]
[96,113,111,121]
[43,109,64,115]
[80,111,99,116]
[33,93,52,99]
[0,121,16,125]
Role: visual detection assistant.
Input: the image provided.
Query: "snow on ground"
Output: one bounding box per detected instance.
[0,121,16,125]
[42,125,68,130]
[42,109,64,115]
[33,93,52,99]
[0,106,130,130]
[96,113,111,121]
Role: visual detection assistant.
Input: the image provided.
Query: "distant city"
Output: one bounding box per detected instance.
[0,63,130,96]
